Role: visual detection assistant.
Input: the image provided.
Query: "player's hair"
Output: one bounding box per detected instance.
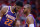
[24,4,31,10]
[16,1,23,7]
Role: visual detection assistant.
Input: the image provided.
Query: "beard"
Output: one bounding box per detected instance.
[12,7,18,13]
[14,8,18,13]
[24,11,28,14]
[14,9,18,13]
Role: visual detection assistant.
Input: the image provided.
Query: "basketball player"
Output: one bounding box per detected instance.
[17,4,36,27]
[0,1,23,27]
[23,4,36,27]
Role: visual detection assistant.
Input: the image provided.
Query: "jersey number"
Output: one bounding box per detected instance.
[4,18,13,26]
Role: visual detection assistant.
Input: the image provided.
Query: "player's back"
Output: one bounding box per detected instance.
[0,6,16,27]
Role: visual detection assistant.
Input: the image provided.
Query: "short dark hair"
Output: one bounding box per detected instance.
[16,1,23,7]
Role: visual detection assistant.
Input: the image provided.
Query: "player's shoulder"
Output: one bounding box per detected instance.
[2,6,9,10]
[2,6,8,8]
[27,14,33,18]
[1,6,9,13]
[27,14,34,21]
[29,14,32,15]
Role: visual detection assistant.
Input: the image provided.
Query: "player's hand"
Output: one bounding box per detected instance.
[16,20,20,26]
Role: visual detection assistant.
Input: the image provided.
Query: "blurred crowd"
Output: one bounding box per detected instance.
[0,0,40,27]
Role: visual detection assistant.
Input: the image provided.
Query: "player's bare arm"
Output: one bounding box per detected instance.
[27,16,34,27]
[0,6,8,21]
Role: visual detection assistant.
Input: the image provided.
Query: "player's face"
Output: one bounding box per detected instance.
[23,6,28,14]
[16,6,22,11]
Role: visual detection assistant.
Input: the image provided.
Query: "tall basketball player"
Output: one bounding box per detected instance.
[23,4,36,27]
[15,4,36,27]
[0,1,23,27]
[17,4,36,27]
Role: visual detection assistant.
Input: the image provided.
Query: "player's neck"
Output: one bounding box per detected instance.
[26,13,30,17]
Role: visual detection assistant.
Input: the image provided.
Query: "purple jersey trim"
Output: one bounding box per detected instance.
[29,14,36,27]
